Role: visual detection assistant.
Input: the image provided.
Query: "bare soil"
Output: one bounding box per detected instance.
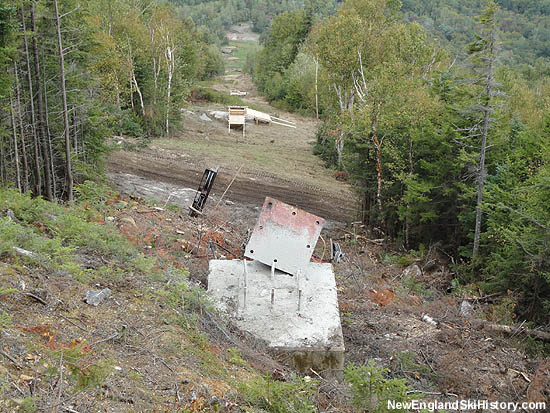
[333,240,545,404]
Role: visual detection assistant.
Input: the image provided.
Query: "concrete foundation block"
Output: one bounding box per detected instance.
[207,259,344,378]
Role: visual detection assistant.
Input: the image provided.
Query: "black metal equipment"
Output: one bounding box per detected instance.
[189,168,217,217]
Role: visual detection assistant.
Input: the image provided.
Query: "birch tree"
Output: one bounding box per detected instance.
[164,34,175,135]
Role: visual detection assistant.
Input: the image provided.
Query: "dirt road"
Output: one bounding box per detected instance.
[108,148,355,222]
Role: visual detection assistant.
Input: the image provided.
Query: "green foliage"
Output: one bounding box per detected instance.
[0,1,15,101]
[0,0,221,197]
[70,357,114,391]
[0,187,64,224]
[382,248,425,267]
[191,86,270,112]
[52,212,133,260]
[344,361,417,412]
[239,374,318,412]
[523,335,550,358]
[227,347,247,367]
[169,0,338,44]
[192,87,247,106]
[482,160,550,324]
[46,343,114,392]
[397,351,430,376]
[401,0,550,67]
[199,45,225,79]
[0,217,78,272]
[488,296,517,325]
[17,397,38,413]
[0,310,11,331]
[305,1,550,329]
[109,107,145,139]
[400,275,433,298]
[252,9,315,111]
[0,286,17,296]
[310,0,460,247]
[74,180,114,211]
[129,253,157,274]
[0,186,162,282]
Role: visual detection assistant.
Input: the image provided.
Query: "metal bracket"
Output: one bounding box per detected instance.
[189,168,217,217]
[244,197,325,275]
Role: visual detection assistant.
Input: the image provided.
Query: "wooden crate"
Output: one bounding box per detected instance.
[228,106,247,137]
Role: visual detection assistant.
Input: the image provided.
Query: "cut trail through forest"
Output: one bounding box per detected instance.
[108,29,357,224]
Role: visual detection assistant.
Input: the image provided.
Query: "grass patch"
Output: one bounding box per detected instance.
[239,374,318,412]
[225,40,259,72]
[191,87,271,113]
[0,185,164,283]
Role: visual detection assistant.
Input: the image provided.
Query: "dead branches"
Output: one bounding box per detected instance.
[471,320,550,343]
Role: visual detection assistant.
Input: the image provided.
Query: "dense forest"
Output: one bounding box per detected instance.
[168,0,341,42]
[248,0,550,325]
[402,0,550,67]
[0,0,223,202]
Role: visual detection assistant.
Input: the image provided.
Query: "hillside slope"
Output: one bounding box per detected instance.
[0,186,326,412]
[402,0,550,65]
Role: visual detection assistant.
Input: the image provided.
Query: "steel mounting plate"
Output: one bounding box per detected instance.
[244,197,325,275]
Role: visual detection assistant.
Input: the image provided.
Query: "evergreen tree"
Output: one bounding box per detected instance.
[466,0,501,259]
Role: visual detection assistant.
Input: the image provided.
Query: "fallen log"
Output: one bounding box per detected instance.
[12,247,40,260]
[470,319,550,342]
[271,115,296,125]
[271,120,296,128]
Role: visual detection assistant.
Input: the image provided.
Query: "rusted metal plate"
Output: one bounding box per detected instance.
[244,197,325,275]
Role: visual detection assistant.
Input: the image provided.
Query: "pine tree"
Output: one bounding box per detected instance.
[53,0,73,201]
[468,0,501,259]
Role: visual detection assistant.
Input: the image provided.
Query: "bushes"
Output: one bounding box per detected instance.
[192,87,246,106]
[239,374,318,413]
[344,362,416,412]
[116,109,145,138]
[0,185,153,276]
[482,162,550,324]
[74,180,114,212]
[199,45,224,80]
[252,10,315,113]
[238,361,419,412]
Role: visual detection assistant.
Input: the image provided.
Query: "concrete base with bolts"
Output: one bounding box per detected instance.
[207,259,344,378]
